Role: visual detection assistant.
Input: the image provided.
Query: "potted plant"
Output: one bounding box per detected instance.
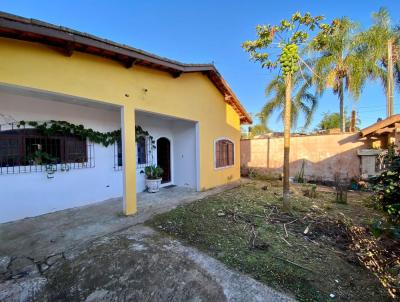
[144,165,164,193]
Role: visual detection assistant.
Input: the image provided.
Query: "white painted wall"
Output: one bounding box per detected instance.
[135,112,197,192]
[135,113,174,192]
[0,91,123,223]
[0,93,198,223]
[172,120,197,188]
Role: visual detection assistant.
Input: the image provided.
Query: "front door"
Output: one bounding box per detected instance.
[157,137,171,183]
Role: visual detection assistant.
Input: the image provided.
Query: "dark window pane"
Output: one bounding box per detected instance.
[0,135,20,167]
[25,137,61,164]
[65,136,87,163]
[117,139,123,167]
[137,136,147,165]
[0,128,87,167]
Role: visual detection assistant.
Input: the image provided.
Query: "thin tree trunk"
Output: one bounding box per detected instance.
[387,39,394,117]
[339,79,345,132]
[282,73,292,212]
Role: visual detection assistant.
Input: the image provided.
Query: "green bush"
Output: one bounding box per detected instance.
[144,165,164,179]
[370,149,400,225]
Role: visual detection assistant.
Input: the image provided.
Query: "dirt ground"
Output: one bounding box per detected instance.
[0,182,294,302]
[0,225,294,302]
[148,180,400,302]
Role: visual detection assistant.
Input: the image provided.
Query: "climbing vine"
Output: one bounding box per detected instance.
[16,120,154,147]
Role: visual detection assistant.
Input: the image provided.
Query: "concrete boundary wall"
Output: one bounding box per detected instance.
[240,133,368,182]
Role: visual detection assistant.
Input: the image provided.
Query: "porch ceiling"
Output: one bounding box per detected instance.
[0,83,121,111]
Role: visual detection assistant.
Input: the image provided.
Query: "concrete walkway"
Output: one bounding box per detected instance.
[0,184,238,260]
[0,181,295,302]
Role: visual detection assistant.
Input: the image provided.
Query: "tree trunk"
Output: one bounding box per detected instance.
[282,73,292,212]
[387,39,394,117]
[339,79,345,132]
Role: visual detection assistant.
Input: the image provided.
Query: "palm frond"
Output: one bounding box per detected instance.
[258,72,318,130]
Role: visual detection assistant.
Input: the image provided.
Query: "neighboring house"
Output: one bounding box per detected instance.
[359,114,400,149]
[358,114,400,178]
[0,12,251,223]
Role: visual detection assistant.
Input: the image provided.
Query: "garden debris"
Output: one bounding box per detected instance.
[283,224,289,237]
[270,255,314,273]
[280,236,292,247]
[303,224,310,235]
[148,180,393,301]
[348,225,400,299]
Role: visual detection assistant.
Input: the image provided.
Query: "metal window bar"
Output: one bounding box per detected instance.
[114,139,123,171]
[0,122,95,175]
[114,135,154,171]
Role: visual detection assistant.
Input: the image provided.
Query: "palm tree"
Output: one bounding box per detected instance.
[259,73,317,130]
[359,8,400,117]
[310,17,369,132]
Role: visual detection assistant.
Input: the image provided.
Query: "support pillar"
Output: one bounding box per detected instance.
[121,104,137,215]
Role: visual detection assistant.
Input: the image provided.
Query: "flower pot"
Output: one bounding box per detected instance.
[146,178,162,193]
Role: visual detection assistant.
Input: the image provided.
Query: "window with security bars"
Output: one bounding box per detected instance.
[215,139,234,168]
[0,125,94,174]
[114,135,153,170]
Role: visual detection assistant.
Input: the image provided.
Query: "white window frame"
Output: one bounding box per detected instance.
[214,137,235,170]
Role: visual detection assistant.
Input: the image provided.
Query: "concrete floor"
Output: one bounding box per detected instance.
[0,184,237,260]
[0,181,294,302]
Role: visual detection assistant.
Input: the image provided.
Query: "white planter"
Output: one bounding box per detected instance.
[146,178,162,193]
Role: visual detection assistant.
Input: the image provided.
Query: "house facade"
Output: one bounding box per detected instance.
[0,12,251,223]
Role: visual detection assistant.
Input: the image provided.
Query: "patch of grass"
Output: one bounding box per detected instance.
[147,181,394,302]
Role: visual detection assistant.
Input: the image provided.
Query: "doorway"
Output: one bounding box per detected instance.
[157,137,171,183]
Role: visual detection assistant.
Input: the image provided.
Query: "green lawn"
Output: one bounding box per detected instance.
[147,180,397,302]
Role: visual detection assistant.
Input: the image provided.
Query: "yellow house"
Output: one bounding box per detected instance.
[0,12,251,223]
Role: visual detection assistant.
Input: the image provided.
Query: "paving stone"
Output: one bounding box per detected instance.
[46,253,63,266]
[0,256,10,274]
[0,277,47,302]
[8,257,38,279]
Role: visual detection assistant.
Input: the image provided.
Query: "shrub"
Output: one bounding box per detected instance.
[247,167,281,181]
[144,165,164,179]
[370,148,400,225]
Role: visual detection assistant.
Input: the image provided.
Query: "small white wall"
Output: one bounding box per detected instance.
[172,120,197,188]
[135,113,174,192]
[135,112,197,192]
[0,90,123,223]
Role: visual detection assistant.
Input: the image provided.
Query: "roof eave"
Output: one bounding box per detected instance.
[360,114,400,137]
[0,11,252,124]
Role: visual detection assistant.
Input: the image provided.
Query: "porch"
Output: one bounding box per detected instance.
[0,84,198,223]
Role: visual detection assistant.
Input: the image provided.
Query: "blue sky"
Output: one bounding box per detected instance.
[1,0,400,130]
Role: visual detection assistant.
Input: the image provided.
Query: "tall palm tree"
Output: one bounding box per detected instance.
[359,8,400,117]
[310,17,369,132]
[259,73,317,130]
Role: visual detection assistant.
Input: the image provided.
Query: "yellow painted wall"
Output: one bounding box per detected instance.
[0,37,241,192]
